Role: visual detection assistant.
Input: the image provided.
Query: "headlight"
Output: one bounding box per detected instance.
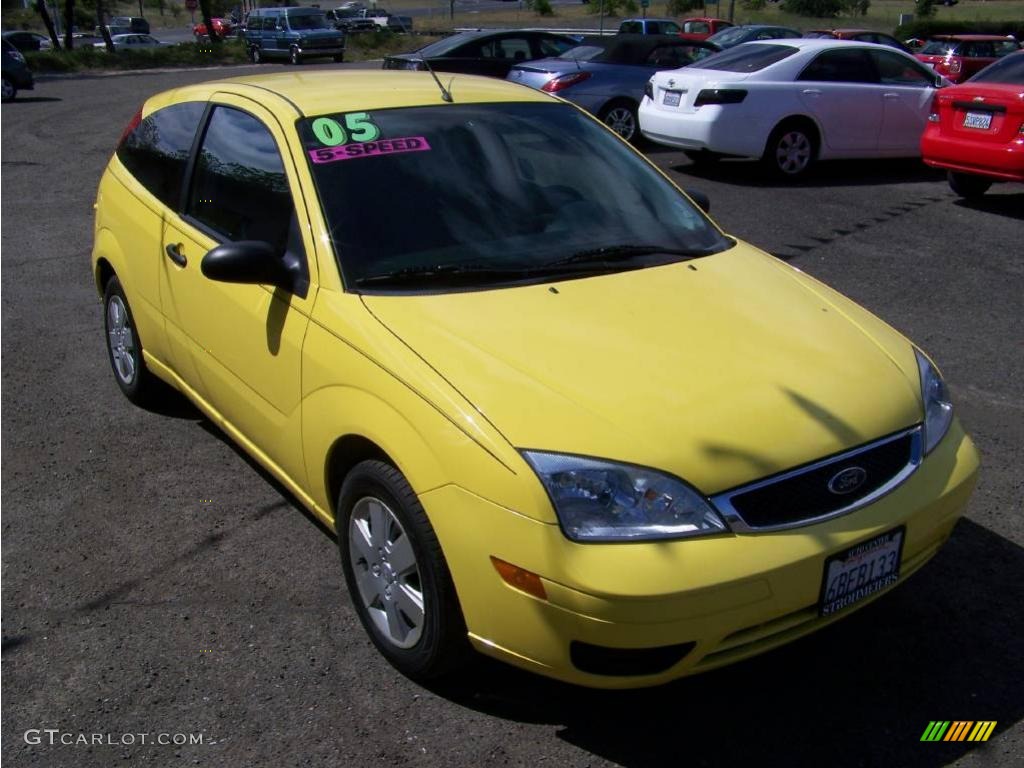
[915,349,953,454]
[522,451,727,542]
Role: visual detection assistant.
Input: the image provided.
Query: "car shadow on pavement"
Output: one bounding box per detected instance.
[664,155,945,189]
[6,96,62,103]
[954,193,1024,222]
[427,518,1023,768]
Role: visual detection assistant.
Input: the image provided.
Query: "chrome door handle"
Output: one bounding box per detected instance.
[165,243,187,268]
[801,88,822,95]
[883,93,900,100]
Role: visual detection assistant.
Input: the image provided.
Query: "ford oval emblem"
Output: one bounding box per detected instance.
[828,467,867,495]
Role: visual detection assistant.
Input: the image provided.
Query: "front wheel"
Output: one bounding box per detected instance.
[249,46,261,63]
[763,123,817,178]
[289,46,302,65]
[1,78,15,103]
[337,460,470,680]
[947,171,992,199]
[600,100,640,144]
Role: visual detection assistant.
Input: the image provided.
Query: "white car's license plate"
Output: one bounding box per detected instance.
[819,527,904,616]
[963,111,993,130]
[663,91,682,107]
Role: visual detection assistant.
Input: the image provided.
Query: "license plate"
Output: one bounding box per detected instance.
[963,111,992,130]
[819,527,904,617]
[663,91,682,107]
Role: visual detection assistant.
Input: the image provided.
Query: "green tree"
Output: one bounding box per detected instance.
[34,0,62,49]
[535,0,555,14]
[64,0,75,49]
[779,0,843,17]
[666,0,704,13]
[916,0,936,18]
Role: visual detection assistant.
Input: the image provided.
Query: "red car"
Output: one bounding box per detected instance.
[678,17,732,42]
[192,17,233,39]
[920,51,1024,198]
[805,28,912,54]
[915,34,1020,84]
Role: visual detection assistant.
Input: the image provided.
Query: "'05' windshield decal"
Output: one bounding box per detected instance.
[306,112,432,163]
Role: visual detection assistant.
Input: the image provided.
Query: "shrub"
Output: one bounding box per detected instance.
[916,0,937,19]
[535,0,555,15]
[894,19,1024,40]
[24,40,249,72]
[666,0,704,14]
[779,0,843,17]
[741,0,767,10]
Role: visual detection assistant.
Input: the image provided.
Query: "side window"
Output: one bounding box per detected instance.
[647,45,695,68]
[994,41,1019,57]
[116,101,205,209]
[187,106,293,252]
[686,21,710,34]
[619,22,642,34]
[870,50,932,86]
[799,49,877,83]
[536,37,572,57]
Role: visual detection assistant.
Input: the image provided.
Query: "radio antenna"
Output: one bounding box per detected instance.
[419,57,453,103]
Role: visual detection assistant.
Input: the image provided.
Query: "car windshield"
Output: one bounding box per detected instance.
[558,44,607,61]
[921,40,960,55]
[290,13,328,30]
[970,52,1024,83]
[415,32,487,57]
[690,43,798,72]
[708,27,749,45]
[299,102,731,290]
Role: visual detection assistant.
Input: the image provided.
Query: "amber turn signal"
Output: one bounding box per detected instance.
[491,557,547,600]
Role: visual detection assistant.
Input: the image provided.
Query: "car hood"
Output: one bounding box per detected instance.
[363,244,923,494]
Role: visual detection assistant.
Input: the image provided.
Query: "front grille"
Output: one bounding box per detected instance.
[713,428,921,532]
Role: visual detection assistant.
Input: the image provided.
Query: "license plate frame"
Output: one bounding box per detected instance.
[663,90,682,107]
[963,111,993,130]
[819,527,904,617]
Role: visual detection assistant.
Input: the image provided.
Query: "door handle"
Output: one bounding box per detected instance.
[883,93,900,100]
[165,242,187,268]
[801,88,822,96]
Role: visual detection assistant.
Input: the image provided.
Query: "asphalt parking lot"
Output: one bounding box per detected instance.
[1,63,1022,768]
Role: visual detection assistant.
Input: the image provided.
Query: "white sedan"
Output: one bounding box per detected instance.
[94,34,173,50]
[639,38,950,177]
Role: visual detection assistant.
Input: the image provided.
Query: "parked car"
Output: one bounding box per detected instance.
[805,29,912,54]
[678,17,733,42]
[915,35,1021,84]
[92,69,978,688]
[618,18,682,36]
[707,24,803,49]
[383,30,577,78]
[193,17,234,39]
[508,34,718,143]
[921,51,1024,197]
[358,8,413,33]
[325,8,376,33]
[640,39,949,177]
[98,16,150,36]
[94,34,173,50]
[2,30,52,53]
[244,7,346,64]
[2,38,33,102]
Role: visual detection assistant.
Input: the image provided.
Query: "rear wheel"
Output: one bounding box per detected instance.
[1,78,15,103]
[947,171,992,199]
[103,275,159,406]
[251,46,262,63]
[763,121,818,178]
[337,460,470,680]
[599,100,640,144]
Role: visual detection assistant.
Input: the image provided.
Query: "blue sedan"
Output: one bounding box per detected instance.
[506,34,718,143]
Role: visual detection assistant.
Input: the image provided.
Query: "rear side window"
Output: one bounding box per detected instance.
[537,36,573,57]
[187,106,292,251]
[116,101,205,209]
[799,49,877,83]
[921,40,960,56]
[870,49,932,86]
[692,43,798,73]
[971,52,1024,83]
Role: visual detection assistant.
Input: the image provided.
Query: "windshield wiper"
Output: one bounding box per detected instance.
[354,262,549,288]
[547,244,718,267]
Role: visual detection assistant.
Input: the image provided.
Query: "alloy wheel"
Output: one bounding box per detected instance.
[603,107,636,141]
[774,130,812,175]
[106,294,137,385]
[348,496,425,649]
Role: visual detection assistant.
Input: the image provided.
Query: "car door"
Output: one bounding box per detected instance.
[159,95,316,484]
[868,48,937,152]
[797,47,882,152]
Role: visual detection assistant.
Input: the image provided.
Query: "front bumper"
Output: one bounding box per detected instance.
[423,419,979,688]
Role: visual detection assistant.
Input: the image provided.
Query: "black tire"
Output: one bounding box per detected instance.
[947,171,992,199]
[333,52,345,63]
[683,149,721,167]
[289,46,302,65]
[599,99,640,144]
[337,460,470,680]
[251,46,262,64]
[1,78,15,103]
[103,275,158,406]
[763,120,818,178]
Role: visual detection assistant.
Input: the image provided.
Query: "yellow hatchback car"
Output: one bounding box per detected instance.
[92,71,979,688]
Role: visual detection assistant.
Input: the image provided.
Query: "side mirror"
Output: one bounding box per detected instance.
[685,188,711,214]
[201,241,291,290]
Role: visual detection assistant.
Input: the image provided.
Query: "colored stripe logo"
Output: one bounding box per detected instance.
[921,721,997,742]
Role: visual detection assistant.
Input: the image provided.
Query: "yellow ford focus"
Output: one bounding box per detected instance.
[92,71,979,688]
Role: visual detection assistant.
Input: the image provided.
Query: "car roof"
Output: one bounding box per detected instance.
[741,38,902,51]
[621,18,677,23]
[928,34,1018,42]
[151,71,553,118]
[591,34,713,62]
